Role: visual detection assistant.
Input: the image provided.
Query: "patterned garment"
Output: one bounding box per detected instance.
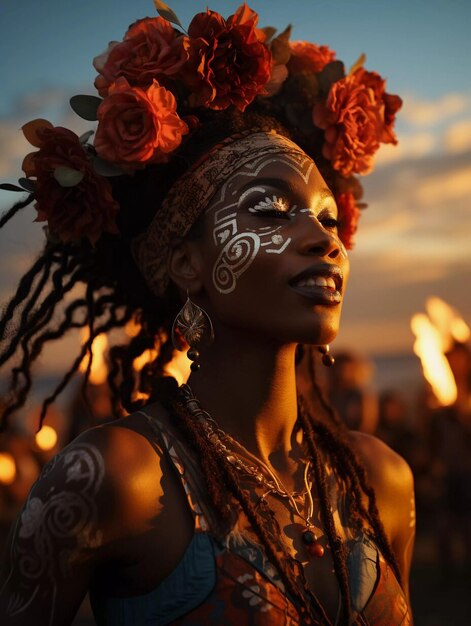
[90,415,412,626]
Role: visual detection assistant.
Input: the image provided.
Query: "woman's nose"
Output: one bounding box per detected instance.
[294,213,342,259]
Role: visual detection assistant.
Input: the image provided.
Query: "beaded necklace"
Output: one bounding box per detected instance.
[179,383,326,558]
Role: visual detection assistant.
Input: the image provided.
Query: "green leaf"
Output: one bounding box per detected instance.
[261,26,277,43]
[317,61,345,96]
[18,177,37,192]
[153,0,183,29]
[53,167,84,187]
[0,183,27,192]
[79,130,95,144]
[349,53,366,76]
[92,157,125,177]
[70,95,102,121]
[271,25,292,65]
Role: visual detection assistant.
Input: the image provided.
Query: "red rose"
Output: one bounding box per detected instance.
[93,17,187,97]
[313,73,383,176]
[335,191,360,250]
[94,78,188,168]
[182,4,271,111]
[22,120,118,245]
[288,41,336,74]
[354,68,402,144]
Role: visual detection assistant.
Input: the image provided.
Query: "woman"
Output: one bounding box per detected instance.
[0,3,414,624]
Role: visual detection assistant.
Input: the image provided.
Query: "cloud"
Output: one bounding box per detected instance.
[374,92,471,168]
[444,117,471,153]
[375,131,436,166]
[0,121,30,178]
[401,92,471,128]
[415,163,471,204]
[337,143,471,354]
[0,86,94,181]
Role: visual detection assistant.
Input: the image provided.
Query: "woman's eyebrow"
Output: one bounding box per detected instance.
[316,188,336,205]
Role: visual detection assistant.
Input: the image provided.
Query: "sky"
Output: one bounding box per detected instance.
[0,0,470,367]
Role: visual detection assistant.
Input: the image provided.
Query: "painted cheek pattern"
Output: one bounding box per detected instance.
[209,179,262,294]
[207,153,315,295]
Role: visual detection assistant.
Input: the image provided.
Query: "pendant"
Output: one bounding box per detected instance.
[302,527,325,558]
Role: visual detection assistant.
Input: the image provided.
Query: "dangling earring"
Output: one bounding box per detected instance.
[318,344,334,367]
[171,290,214,372]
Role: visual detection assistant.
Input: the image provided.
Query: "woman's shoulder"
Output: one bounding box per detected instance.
[347,430,414,496]
[73,402,170,490]
[347,431,415,590]
[31,402,172,535]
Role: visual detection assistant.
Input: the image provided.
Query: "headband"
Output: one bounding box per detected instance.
[132,130,311,297]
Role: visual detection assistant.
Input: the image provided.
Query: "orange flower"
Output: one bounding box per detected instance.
[94,78,188,168]
[288,41,336,74]
[313,73,383,176]
[335,191,360,250]
[93,17,187,97]
[354,68,402,144]
[21,121,119,245]
[182,4,271,111]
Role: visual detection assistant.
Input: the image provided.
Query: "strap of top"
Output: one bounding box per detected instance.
[138,410,218,533]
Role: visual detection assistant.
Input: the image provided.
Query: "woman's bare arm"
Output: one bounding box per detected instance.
[0,421,165,626]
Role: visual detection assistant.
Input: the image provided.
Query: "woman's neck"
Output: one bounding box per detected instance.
[186,329,299,471]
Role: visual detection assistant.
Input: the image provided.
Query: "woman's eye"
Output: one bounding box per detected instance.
[248,195,291,219]
[320,215,340,230]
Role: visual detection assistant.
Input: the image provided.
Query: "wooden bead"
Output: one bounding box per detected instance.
[307,542,325,558]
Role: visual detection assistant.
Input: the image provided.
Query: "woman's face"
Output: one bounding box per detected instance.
[193,144,350,346]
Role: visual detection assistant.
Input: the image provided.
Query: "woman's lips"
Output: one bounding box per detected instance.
[288,264,343,304]
[289,282,342,304]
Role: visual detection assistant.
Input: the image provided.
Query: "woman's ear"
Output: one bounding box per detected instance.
[167,239,204,293]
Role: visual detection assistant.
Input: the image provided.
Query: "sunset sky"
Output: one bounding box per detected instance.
[1,0,470,368]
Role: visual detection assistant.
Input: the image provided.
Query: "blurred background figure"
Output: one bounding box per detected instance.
[428,342,471,568]
[377,390,417,460]
[326,351,379,433]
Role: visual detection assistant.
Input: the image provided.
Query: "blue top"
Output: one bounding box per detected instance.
[90,414,411,626]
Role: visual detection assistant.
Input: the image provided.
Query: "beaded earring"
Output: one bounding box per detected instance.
[171,291,214,371]
[318,345,335,367]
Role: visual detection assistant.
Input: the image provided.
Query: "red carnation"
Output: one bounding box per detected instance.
[93,17,187,97]
[94,78,188,168]
[313,73,383,176]
[21,120,119,245]
[288,41,336,74]
[354,68,402,144]
[182,3,272,111]
[335,191,360,250]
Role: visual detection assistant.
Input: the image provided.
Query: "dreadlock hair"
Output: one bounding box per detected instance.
[1,105,400,624]
[0,108,285,429]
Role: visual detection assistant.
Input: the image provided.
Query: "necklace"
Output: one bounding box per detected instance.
[179,383,326,558]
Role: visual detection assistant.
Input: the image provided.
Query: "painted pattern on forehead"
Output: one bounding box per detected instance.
[209,152,317,294]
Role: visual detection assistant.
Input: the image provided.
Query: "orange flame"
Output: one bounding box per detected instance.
[411,312,457,406]
[79,330,108,385]
[426,296,470,351]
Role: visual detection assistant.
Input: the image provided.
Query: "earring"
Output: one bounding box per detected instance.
[318,345,335,367]
[171,291,214,372]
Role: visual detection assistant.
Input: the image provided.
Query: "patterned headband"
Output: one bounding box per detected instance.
[132,130,309,296]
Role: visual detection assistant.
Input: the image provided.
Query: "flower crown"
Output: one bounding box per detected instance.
[2,1,401,249]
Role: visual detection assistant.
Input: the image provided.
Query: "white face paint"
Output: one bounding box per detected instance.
[206,150,344,294]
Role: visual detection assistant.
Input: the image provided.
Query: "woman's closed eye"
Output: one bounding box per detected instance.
[317,209,340,231]
[247,195,291,220]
